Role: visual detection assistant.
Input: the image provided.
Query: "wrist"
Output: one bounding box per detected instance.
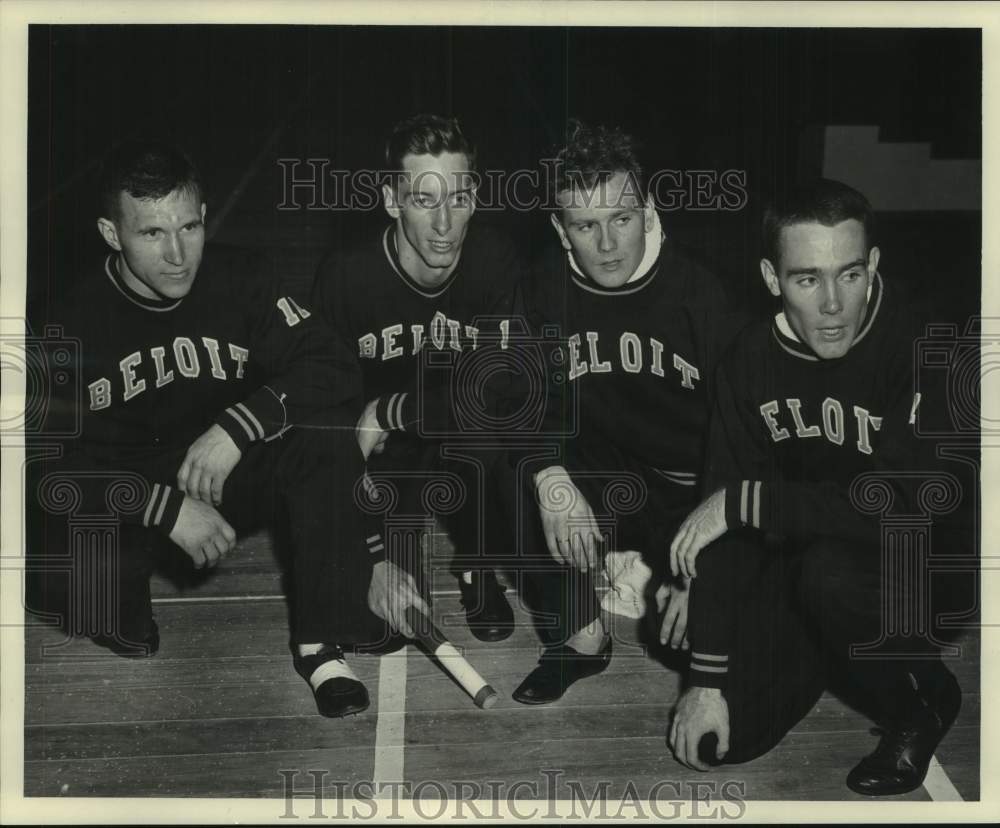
[689,685,723,699]
[534,465,569,490]
[374,393,409,431]
[725,480,764,530]
[216,410,254,452]
[146,483,185,535]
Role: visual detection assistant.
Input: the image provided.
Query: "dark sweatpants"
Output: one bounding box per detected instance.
[513,441,700,647]
[363,435,513,581]
[26,411,377,649]
[690,534,956,764]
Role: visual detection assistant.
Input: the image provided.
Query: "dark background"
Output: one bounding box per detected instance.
[28,25,981,323]
[25,24,983,590]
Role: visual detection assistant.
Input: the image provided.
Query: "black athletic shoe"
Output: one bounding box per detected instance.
[512,639,612,704]
[458,570,514,642]
[294,645,370,718]
[846,672,961,796]
[92,620,160,658]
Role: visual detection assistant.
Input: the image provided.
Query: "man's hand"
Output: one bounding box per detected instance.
[357,399,389,461]
[658,577,691,650]
[535,466,602,572]
[670,488,727,580]
[367,560,430,638]
[669,686,730,771]
[168,495,237,569]
[177,424,242,506]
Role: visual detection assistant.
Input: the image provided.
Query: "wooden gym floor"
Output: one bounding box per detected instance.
[23,529,979,804]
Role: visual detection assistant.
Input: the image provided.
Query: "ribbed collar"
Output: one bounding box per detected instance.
[567,211,666,297]
[103,253,183,312]
[382,225,462,299]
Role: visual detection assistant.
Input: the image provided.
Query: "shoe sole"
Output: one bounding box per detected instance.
[318,702,370,718]
[846,777,924,797]
[512,692,562,705]
[468,627,515,643]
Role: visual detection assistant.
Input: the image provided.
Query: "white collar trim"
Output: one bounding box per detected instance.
[566,209,664,284]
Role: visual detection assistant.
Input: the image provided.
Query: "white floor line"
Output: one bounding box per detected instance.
[922,755,964,801]
[372,648,408,787]
[150,587,530,604]
[151,594,285,604]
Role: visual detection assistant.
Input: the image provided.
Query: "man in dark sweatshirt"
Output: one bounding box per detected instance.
[312,114,518,643]
[27,141,374,719]
[512,122,733,704]
[668,179,961,796]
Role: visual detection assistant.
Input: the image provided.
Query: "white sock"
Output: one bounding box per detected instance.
[309,658,360,691]
[567,620,608,655]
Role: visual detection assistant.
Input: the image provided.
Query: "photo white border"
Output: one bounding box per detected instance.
[1,1,997,823]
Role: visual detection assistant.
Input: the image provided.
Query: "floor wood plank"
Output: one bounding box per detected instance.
[21,529,981,803]
[26,714,377,763]
[399,731,931,802]
[25,746,375,798]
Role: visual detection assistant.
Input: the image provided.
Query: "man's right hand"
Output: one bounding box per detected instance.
[168,495,237,569]
[367,560,430,639]
[668,686,731,771]
[534,465,602,572]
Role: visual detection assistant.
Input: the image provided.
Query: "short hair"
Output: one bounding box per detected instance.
[99,140,203,223]
[550,120,646,207]
[763,178,875,266]
[384,113,476,175]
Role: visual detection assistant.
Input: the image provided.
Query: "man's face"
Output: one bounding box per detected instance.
[762,219,879,360]
[553,171,653,289]
[384,151,475,287]
[97,187,206,301]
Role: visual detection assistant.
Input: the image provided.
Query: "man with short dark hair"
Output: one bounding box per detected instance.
[28,140,375,719]
[511,121,732,704]
[668,178,961,796]
[313,114,518,642]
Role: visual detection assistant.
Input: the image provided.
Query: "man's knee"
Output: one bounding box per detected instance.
[275,418,365,493]
[720,676,824,765]
[697,532,766,584]
[799,536,880,603]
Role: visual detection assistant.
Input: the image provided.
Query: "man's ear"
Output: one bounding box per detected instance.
[643,198,655,233]
[97,217,122,251]
[550,213,572,251]
[867,246,880,283]
[760,258,781,297]
[382,183,401,220]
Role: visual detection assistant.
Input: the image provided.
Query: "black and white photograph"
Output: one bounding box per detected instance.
[1,1,995,822]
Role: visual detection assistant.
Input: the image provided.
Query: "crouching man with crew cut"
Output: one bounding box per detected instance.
[28,140,377,719]
[668,179,961,796]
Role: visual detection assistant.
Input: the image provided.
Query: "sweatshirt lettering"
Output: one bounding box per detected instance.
[89,337,250,410]
[358,313,493,359]
[565,331,701,388]
[760,397,882,454]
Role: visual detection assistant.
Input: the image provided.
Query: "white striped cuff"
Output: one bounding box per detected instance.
[225,405,264,442]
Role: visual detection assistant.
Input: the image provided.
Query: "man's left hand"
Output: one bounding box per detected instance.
[177,424,242,506]
[658,577,691,650]
[669,488,726,580]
